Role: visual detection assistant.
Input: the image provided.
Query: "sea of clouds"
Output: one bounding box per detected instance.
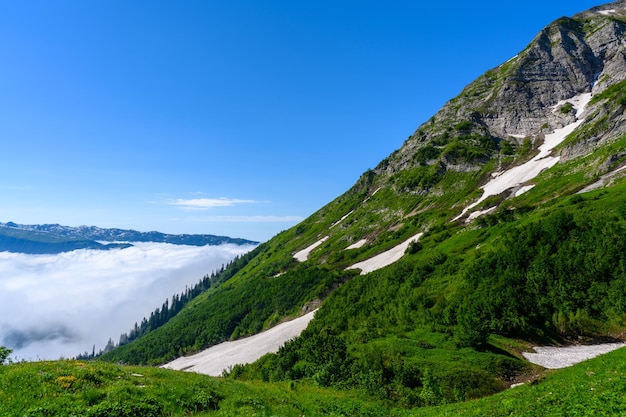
[0,242,256,361]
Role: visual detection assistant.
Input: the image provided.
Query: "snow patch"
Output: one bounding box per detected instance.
[293,236,329,262]
[515,184,535,197]
[347,233,423,275]
[523,343,625,369]
[364,188,381,202]
[506,54,519,63]
[578,164,626,193]
[330,211,354,228]
[599,9,616,16]
[466,206,497,221]
[346,239,367,250]
[454,92,592,221]
[162,311,316,376]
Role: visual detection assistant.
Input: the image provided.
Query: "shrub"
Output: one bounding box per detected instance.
[0,346,11,365]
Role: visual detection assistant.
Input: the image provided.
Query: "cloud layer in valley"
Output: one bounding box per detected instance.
[0,242,255,360]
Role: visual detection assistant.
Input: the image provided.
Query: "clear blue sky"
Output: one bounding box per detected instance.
[0,1,603,241]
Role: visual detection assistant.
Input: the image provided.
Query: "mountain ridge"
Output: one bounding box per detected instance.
[0,222,258,254]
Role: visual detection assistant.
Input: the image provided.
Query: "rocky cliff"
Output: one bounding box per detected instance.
[379,2,626,177]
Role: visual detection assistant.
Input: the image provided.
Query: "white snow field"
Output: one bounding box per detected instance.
[293,236,329,262]
[330,211,354,228]
[523,343,626,369]
[163,310,316,376]
[346,238,368,250]
[599,9,617,16]
[454,92,592,221]
[348,233,423,275]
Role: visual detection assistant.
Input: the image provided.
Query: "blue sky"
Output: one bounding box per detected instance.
[0,1,603,241]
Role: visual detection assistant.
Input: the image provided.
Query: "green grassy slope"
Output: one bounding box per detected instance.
[2,345,626,416]
[225,179,626,406]
[411,345,626,417]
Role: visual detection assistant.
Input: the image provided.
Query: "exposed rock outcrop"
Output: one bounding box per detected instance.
[377,1,626,177]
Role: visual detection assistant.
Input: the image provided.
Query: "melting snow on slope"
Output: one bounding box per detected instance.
[523,343,626,369]
[348,233,423,275]
[346,239,368,250]
[330,211,354,228]
[293,236,329,262]
[162,310,316,376]
[599,9,617,16]
[454,92,592,221]
[466,206,497,221]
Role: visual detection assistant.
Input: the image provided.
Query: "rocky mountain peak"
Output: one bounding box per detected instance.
[376,2,626,178]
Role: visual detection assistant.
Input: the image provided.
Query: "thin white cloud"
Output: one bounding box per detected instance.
[165,197,261,210]
[194,215,304,223]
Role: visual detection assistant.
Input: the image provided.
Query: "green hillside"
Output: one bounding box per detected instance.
[226,182,626,406]
[97,162,626,407]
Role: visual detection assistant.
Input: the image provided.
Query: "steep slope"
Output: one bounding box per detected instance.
[103,0,626,408]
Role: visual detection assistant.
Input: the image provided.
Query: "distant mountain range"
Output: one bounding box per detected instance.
[0,222,258,255]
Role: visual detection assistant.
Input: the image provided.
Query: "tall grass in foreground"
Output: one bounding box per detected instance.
[1,346,625,416]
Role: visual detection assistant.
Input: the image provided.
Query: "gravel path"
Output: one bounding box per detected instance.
[522,343,625,369]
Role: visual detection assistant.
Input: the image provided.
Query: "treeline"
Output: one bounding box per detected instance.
[77,247,261,360]
[119,273,221,347]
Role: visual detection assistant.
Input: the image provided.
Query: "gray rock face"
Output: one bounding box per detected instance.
[379,1,626,176]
